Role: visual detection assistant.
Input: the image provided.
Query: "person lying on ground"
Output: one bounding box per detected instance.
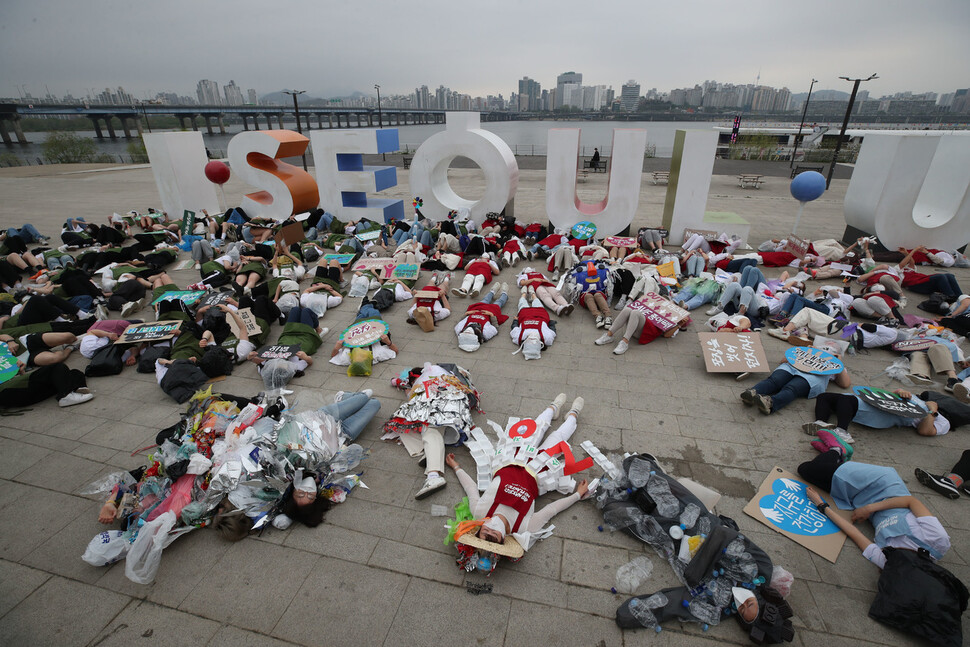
[510,288,557,360]
[407,273,452,331]
[594,299,691,355]
[515,267,573,316]
[741,357,851,415]
[454,281,510,352]
[914,449,970,499]
[451,254,499,299]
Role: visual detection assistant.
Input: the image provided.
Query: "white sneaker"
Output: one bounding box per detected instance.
[568,397,585,417]
[120,301,138,319]
[767,328,790,340]
[551,393,567,419]
[594,333,612,345]
[415,474,446,500]
[595,315,605,328]
[613,340,629,355]
[58,391,94,407]
[499,282,508,295]
[615,296,628,310]
[706,304,724,316]
[361,388,374,398]
[194,262,201,270]
[95,303,110,320]
[954,382,970,404]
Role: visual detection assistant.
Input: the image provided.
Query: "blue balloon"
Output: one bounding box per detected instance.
[790,171,826,203]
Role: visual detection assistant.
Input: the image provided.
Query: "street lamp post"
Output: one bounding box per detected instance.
[374,84,384,160]
[826,73,878,188]
[790,78,816,168]
[138,100,152,133]
[283,89,307,171]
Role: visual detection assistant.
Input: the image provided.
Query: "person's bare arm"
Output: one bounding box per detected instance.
[834,368,851,389]
[852,495,933,520]
[807,487,873,551]
[527,480,589,532]
[446,453,482,504]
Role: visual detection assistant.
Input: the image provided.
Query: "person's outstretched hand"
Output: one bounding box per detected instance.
[445,453,459,470]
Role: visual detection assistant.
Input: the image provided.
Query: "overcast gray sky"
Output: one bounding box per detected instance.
[2,0,968,101]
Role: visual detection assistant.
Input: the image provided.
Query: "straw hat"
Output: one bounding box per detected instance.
[455,530,524,559]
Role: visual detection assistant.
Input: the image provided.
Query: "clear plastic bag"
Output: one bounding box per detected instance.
[125,511,178,584]
[770,564,795,598]
[78,471,136,496]
[81,530,131,566]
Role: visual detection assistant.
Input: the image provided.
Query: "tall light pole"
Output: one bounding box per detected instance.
[826,73,878,188]
[374,84,384,160]
[790,78,817,168]
[138,100,152,133]
[283,89,307,171]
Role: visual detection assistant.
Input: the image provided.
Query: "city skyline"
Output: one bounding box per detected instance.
[1,0,967,102]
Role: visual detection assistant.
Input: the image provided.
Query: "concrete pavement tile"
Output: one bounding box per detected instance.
[678,438,756,470]
[384,577,509,647]
[0,486,89,562]
[0,559,50,618]
[20,498,110,583]
[792,630,893,647]
[0,575,129,647]
[13,433,80,454]
[504,599,623,646]
[352,465,419,508]
[364,439,428,476]
[3,408,105,439]
[0,479,32,512]
[319,498,415,542]
[283,522,379,564]
[552,502,647,551]
[15,450,105,495]
[808,543,882,594]
[368,537,464,585]
[70,443,118,463]
[96,528,231,608]
[89,599,220,646]
[739,526,821,584]
[565,582,626,619]
[121,401,184,428]
[806,580,924,645]
[0,438,52,480]
[502,536,563,580]
[180,540,316,633]
[488,569,569,607]
[277,557,408,646]
[207,625,302,647]
[77,420,160,453]
[560,538,630,589]
[683,463,759,500]
[401,513,454,556]
[784,578,826,632]
[620,429,689,463]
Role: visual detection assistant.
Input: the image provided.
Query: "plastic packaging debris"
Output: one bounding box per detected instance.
[615,555,654,594]
[124,511,179,584]
[696,516,712,538]
[260,358,296,393]
[627,457,653,488]
[628,592,668,630]
[430,504,450,517]
[679,503,701,530]
[320,474,361,503]
[603,505,644,531]
[146,473,196,522]
[688,597,721,627]
[686,534,705,559]
[78,471,136,496]
[329,444,367,474]
[707,576,734,607]
[186,453,212,475]
[646,475,680,518]
[770,565,795,598]
[81,530,132,566]
[883,356,914,385]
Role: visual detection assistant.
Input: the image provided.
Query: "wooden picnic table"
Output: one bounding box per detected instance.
[737,174,765,189]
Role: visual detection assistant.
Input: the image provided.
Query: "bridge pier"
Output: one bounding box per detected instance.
[241,115,249,131]
[90,117,104,139]
[11,118,27,144]
[122,117,132,139]
[264,113,272,130]
[277,113,284,129]
[217,114,225,134]
[135,117,144,136]
[317,114,323,129]
[367,113,374,127]
[0,121,12,145]
[203,115,214,135]
[105,117,117,139]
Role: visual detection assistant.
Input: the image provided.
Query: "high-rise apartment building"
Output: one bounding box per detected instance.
[196,79,222,105]
[247,89,259,105]
[518,76,541,111]
[556,71,582,108]
[620,80,640,112]
[223,80,244,105]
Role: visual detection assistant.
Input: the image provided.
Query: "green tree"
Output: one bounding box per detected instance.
[127,136,149,163]
[42,131,97,163]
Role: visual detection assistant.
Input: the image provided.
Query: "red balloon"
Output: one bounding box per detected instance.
[204,160,230,185]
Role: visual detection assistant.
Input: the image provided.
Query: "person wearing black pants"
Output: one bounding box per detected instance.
[0,363,92,408]
[915,450,970,499]
[18,294,85,324]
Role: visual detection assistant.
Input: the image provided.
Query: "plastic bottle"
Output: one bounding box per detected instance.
[615,556,654,594]
[603,506,644,531]
[627,458,653,488]
[329,445,366,473]
[628,598,658,630]
[696,516,712,537]
[688,598,721,627]
[679,503,701,530]
[646,475,680,518]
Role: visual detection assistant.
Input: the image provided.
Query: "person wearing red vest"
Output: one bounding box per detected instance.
[452,255,499,299]
[406,274,452,332]
[850,284,902,326]
[510,290,557,360]
[500,236,529,268]
[515,267,573,316]
[454,283,509,352]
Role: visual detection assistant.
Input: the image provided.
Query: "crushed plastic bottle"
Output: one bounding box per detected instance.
[329,444,366,473]
[646,475,680,518]
[603,505,644,531]
[679,503,701,530]
[707,577,733,607]
[724,536,746,558]
[688,598,721,627]
[628,592,668,629]
[614,555,654,594]
[627,458,653,488]
[696,516,712,537]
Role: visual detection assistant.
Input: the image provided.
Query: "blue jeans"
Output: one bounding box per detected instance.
[719,283,763,311]
[355,304,382,321]
[315,211,335,232]
[482,290,508,308]
[8,224,43,242]
[725,258,757,273]
[685,255,705,277]
[781,294,828,317]
[318,392,382,441]
[46,255,74,270]
[739,266,765,290]
[287,307,318,329]
[753,369,810,413]
[69,295,93,312]
[671,288,711,310]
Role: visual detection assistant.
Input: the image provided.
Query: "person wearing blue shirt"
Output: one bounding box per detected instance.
[804,389,950,444]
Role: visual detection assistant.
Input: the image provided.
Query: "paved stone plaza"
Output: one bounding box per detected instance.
[0,160,967,646]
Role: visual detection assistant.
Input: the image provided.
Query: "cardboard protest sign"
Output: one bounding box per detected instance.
[180,210,196,236]
[340,319,388,348]
[853,386,927,419]
[785,347,844,375]
[277,221,305,247]
[656,261,678,279]
[571,221,597,240]
[627,292,689,332]
[199,291,233,308]
[812,335,849,358]
[227,308,263,339]
[151,290,206,307]
[784,234,810,260]
[698,332,769,373]
[604,236,637,248]
[744,467,848,563]
[116,321,183,344]
[257,344,300,360]
[683,227,717,241]
[892,338,937,352]
[356,229,381,242]
[392,263,419,280]
[0,342,20,384]
[323,253,356,265]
